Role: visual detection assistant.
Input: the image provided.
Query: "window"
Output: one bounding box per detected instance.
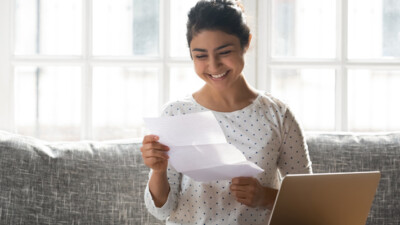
[258,0,400,131]
[0,0,399,142]
[3,0,206,141]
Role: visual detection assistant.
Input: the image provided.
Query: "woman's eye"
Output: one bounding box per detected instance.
[220,50,231,55]
[195,55,207,59]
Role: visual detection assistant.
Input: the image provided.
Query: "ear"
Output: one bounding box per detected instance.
[244,34,252,53]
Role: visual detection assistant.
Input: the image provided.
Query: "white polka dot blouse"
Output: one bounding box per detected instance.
[144,91,313,225]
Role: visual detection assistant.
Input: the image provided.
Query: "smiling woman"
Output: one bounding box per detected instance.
[141,1,312,224]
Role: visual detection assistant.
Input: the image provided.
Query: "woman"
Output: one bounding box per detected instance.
[141,0,312,224]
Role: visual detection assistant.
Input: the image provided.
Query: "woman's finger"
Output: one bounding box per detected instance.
[141,142,169,152]
[142,135,159,144]
[142,149,169,160]
[143,157,167,168]
[233,190,248,198]
[231,177,255,185]
[230,184,247,192]
[144,156,166,164]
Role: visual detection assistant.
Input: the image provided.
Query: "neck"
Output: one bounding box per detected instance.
[194,75,258,112]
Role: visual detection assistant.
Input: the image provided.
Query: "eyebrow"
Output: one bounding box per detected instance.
[191,43,233,52]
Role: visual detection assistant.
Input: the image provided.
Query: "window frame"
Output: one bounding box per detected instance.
[0,0,13,132]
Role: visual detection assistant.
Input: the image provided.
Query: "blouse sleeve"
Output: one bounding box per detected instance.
[144,102,182,220]
[144,165,182,220]
[277,107,313,177]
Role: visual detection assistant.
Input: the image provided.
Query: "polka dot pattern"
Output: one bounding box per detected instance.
[144,91,312,224]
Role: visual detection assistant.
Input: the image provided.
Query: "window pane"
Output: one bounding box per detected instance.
[272,0,336,58]
[15,66,81,141]
[169,66,204,101]
[271,69,335,131]
[14,0,82,55]
[348,69,400,131]
[92,0,159,56]
[348,0,400,59]
[170,0,198,58]
[92,67,159,140]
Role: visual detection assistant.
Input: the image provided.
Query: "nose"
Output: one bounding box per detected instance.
[208,55,222,72]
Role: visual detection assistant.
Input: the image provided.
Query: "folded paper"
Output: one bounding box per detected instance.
[144,111,264,182]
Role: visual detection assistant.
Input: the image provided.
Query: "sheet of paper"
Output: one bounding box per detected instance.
[144,111,226,147]
[144,111,264,182]
[184,161,264,182]
[169,143,246,172]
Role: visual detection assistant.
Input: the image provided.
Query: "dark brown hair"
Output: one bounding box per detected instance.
[186,0,250,49]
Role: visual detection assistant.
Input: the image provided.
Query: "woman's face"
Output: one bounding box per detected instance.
[189,30,247,91]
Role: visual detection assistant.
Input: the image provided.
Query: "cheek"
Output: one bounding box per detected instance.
[193,61,205,75]
[238,58,245,69]
[228,56,245,71]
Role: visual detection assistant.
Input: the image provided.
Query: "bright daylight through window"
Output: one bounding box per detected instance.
[3,0,400,141]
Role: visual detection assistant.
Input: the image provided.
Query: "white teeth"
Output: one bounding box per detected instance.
[210,72,227,78]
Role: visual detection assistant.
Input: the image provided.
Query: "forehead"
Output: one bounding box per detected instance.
[190,30,240,49]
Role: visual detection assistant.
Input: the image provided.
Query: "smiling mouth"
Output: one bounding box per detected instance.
[208,71,228,79]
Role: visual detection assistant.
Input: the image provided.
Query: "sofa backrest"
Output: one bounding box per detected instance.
[0,131,161,225]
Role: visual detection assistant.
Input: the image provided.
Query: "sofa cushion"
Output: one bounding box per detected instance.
[307,132,400,225]
[0,131,162,225]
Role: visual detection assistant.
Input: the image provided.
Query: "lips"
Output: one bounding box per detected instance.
[208,70,229,80]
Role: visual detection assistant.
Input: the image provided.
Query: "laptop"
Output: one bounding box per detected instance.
[268,171,381,225]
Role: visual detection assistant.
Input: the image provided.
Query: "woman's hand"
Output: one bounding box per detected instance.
[230,177,277,210]
[140,135,170,173]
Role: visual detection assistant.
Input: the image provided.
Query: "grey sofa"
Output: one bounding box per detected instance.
[0,130,399,225]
